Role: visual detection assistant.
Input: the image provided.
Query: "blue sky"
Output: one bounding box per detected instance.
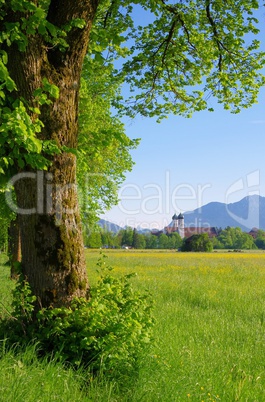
[101,4,265,230]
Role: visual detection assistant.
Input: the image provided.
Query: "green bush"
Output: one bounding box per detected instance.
[1,256,155,376]
[182,233,213,252]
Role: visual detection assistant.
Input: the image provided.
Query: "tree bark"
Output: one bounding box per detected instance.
[8,217,21,279]
[5,0,99,309]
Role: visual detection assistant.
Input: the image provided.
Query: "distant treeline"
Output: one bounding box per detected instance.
[84,226,265,251]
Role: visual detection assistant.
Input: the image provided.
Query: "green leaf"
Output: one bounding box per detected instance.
[2,157,8,167]
[42,78,60,99]
[5,76,16,91]
[0,50,8,64]
[17,158,25,168]
[49,84,59,99]
[38,22,47,36]
[46,21,58,37]
[71,18,86,29]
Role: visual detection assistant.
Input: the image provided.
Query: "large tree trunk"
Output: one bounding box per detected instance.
[5,0,99,309]
[14,159,89,308]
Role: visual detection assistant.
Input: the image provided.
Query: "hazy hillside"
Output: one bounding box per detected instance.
[99,195,265,232]
[184,195,265,231]
[97,219,123,233]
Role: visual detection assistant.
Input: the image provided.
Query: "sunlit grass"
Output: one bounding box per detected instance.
[0,343,88,402]
[86,250,265,401]
[0,254,14,319]
[1,250,265,401]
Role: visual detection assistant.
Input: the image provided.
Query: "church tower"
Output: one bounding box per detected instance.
[172,213,178,231]
[177,213,185,238]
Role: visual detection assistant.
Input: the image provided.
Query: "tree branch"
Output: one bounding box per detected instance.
[205,0,222,71]
[160,0,197,52]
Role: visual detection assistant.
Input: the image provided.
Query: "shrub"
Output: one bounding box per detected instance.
[1,255,155,376]
[182,233,213,252]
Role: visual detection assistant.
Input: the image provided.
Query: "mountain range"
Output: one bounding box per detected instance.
[99,195,265,232]
[97,219,123,233]
[184,195,265,231]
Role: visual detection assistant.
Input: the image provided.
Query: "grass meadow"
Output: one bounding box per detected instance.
[1,250,265,401]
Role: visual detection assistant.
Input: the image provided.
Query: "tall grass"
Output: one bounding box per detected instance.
[0,254,14,318]
[1,250,265,401]
[0,343,89,402]
[86,250,265,401]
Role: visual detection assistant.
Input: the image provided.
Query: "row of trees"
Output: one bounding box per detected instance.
[85,226,183,249]
[3,222,264,252]
[85,226,265,251]
[212,227,264,250]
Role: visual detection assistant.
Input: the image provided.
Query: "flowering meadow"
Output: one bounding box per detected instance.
[86,250,265,401]
[1,251,265,401]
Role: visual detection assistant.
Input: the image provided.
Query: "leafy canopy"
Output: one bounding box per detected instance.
[92,0,265,118]
[0,0,264,175]
[77,55,139,226]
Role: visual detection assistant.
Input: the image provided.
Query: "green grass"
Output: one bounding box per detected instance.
[1,250,265,401]
[0,254,14,319]
[0,343,89,402]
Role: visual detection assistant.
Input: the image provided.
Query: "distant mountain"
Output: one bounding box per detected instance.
[98,195,265,233]
[184,195,265,231]
[97,219,123,233]
[98,220,151,234]
[136,226,151,234]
